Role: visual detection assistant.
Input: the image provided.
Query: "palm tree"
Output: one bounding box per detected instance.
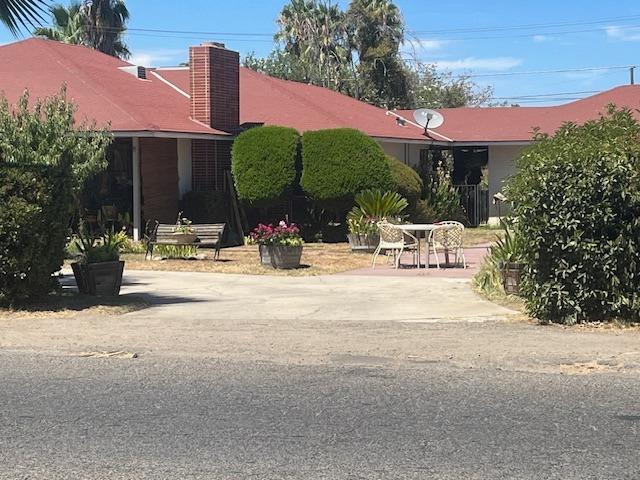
[34,2,85,45]
[82,0,130,59]
[33,0,130,59]
[0,0,48,35]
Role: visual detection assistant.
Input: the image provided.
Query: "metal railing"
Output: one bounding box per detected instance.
[455,184,489,227]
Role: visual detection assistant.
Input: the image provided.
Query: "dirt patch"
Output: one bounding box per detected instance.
[0,294,148,320]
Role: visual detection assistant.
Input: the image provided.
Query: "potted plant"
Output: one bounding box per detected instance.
[248,223,276,266]
[346,189,408,253]
[248,221,304,269]
[172,215,197,244]
[493,220,525,296]
[71,228,127,296]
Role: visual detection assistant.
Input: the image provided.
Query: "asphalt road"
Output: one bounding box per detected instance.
[1,351,639,479]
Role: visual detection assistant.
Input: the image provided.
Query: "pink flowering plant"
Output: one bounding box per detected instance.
[248,221,304,247]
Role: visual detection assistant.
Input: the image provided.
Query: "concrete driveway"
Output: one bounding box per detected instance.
[119,270,515,323]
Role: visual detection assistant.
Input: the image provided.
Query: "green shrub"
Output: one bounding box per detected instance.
[386,155,423,207]
[0,89,110,305]
[507,108,640,323]
[232,126,300,204]
[413,161,467,224]
[301,128,394,209]
[0,163,71,304]
[180,191,231,224]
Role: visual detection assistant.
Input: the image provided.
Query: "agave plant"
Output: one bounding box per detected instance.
[347,189,408,234]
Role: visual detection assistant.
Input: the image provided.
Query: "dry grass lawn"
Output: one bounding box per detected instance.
[121,243,372,276]
[0,293,148,320]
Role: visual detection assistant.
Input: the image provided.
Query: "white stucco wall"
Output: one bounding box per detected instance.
[177,138,192,199]
[487,144,525,220]
[378,141,424,167]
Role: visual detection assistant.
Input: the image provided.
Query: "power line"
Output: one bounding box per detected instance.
[492,90,600,100]
[401,64,636,78]
[409,14,640,35]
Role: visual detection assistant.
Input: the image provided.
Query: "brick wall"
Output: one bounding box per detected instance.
[140,137,179,224]
[191,139,232,192]
[189,43,239,132]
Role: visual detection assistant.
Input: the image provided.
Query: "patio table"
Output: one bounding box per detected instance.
[397,224,438,269]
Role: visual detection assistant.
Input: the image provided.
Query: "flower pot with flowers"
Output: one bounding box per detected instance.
[248,221,304,269]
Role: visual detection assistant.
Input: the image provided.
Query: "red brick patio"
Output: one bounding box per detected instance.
[341,243,491,278]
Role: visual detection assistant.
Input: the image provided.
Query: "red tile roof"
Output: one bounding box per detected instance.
[0,38,229,137]
[155,66,426,140]
[396,85,640,143]
[3,38,640,144]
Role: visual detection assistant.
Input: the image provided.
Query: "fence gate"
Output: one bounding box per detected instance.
[455,184,489,227]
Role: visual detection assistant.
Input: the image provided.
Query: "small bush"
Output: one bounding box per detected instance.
[0,163,72,304]
[232,126,300,205]
[413,161,466,224]
[507,108,640,323]
[301,128,394,209]
[180,191,231,224]
[386,155,423,207]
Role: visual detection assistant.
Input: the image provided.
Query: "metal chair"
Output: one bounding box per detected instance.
[372,221,419,269]
[427,221,466,269]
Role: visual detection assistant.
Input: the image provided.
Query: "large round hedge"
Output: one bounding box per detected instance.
[386,155,423,206]
[300,128,394,208]
[507,108,640,324]
[231,126,300,204]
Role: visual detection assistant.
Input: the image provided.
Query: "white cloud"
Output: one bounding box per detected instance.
[401,38,449,58]
[129,49,185,67]
[532,34,550,43]
[605,25,640,41]
[433,56,523,71]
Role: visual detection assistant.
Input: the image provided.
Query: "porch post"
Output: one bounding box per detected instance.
[132,137,142,241]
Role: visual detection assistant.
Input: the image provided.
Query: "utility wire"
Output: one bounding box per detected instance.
[409,14,640,35]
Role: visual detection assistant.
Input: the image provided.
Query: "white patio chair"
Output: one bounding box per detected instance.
[372,221,419,269]
[427,221,466,269]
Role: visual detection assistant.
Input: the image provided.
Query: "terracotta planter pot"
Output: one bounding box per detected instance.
[502,262,523,296]
[71,260,125,296]
[269,245,303,269]
[346,233,380,253]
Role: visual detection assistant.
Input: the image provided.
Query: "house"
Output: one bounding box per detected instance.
[2,38,639,236]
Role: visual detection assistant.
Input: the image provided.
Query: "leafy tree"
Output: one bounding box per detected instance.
[407,63,493,108]
[243,50,308,83]
[0,0,47,35]
[34,0,130,59]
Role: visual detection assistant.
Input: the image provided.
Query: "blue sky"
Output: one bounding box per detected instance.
[5,0,640,104]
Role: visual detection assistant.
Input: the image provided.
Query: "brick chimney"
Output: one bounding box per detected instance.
[189,42,240,132]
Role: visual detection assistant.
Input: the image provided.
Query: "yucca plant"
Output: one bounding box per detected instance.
[347,189,408,234]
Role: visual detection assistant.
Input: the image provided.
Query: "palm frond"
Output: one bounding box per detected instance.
[0,0,48,35]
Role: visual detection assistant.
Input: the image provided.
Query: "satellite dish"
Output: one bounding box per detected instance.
[413,108,445,130]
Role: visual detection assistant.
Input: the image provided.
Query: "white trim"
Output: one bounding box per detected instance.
[150,70,190,98]
[113,130,231,140]
[132,137,141,242]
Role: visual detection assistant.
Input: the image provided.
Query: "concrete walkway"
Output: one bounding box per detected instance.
[116,269,514,323]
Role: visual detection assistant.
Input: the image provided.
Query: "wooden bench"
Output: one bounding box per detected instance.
[146,222,226,260]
